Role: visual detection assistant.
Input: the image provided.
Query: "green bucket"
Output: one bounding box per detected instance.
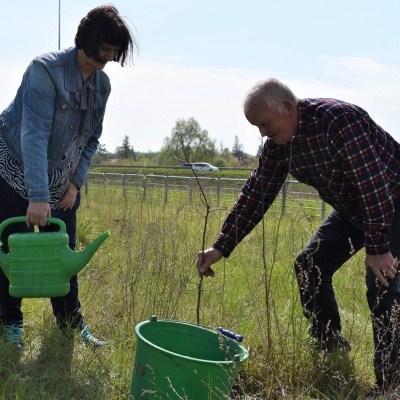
[129,316,249,399]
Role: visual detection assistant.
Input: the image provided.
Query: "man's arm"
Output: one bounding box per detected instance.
[197,144,288,276]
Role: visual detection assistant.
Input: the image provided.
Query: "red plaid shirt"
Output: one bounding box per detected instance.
[214,98,400,256]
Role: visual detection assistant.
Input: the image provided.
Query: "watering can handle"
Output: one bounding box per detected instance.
[217,327,244,342]
[0,217,67,237]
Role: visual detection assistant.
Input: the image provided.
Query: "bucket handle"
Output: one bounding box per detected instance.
[217,327,243,342]
[177,321,250,362]
[147,317,250,362]
[216,326,250,362]
[0,217,66,237]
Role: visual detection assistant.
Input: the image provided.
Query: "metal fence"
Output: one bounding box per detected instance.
[84,172,332,220]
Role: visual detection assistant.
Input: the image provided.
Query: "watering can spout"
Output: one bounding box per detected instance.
[73,230,111,274]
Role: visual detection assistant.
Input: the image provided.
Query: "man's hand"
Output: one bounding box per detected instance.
[26,202,51,227]
[365,252,398,287]
[57,182,79,211]
[196,248,223,277]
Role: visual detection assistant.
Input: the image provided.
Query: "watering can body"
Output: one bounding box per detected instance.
[0,217,111,298]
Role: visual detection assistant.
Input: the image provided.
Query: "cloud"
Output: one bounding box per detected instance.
[1,55,399,156]
[103,55,400,154]
[292,56,400,135]
[102,59,263,154]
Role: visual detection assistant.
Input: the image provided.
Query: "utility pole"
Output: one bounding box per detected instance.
[58,0,61,50]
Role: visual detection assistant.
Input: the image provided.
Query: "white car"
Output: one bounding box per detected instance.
[183,162,219,172]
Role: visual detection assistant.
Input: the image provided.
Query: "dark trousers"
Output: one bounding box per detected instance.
[0,176,84,330]
[295,208,400,387]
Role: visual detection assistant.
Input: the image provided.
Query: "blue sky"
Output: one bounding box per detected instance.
[1,0,400,156]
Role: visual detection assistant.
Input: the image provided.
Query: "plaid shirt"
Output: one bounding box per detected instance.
[213,98,400,256]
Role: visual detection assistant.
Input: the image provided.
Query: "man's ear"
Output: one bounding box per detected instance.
[283,101,294,113]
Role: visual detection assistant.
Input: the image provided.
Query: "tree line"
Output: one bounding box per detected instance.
[92,117,262,168]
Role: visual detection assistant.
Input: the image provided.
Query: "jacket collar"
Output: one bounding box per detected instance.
[64,47,79,93]
[64,46,108,95]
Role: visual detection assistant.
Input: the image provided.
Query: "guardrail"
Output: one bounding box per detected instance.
[84,172,332,219]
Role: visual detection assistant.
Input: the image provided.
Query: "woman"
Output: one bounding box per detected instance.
[0,5,137,348]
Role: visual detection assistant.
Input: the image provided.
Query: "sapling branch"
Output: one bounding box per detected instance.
[176,138,211,325]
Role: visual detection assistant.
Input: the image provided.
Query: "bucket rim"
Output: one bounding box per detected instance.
[135,318,249,364]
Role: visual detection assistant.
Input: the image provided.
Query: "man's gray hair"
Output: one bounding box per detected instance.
[243,77,298,113]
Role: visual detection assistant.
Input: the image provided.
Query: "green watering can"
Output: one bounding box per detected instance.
[0,217,111,298]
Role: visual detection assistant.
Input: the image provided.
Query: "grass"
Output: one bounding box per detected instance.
[0,191,376,399]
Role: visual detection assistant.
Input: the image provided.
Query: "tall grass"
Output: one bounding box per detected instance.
[0,192,375,399]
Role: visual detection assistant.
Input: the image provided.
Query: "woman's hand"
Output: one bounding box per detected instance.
[26,202,51,227]
[57,182,79,211]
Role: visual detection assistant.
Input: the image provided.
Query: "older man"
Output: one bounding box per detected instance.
[196,77,400,398]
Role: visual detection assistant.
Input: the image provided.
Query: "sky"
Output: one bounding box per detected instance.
[1,0,400,156]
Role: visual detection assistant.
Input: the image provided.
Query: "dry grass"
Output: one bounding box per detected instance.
[0,192,376,399]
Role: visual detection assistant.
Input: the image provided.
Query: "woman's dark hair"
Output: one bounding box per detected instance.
[75,4,137,66]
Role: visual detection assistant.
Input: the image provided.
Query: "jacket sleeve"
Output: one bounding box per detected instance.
[21,60,55,202]
[213,144,288,257]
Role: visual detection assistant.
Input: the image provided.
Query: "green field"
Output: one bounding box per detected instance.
[0,190,374,399]
[90,165,254,180]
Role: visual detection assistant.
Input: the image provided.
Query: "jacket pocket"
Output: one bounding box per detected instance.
[53,97,73,126]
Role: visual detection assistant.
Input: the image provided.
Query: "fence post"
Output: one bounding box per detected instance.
[216,178,221,207]
[322,201,326,220]
[122,174,126,197]
[164,176,168,204]
[281,181,287,215]
[102,173,106,195]
[142,177,147,200]
[85,179,89,195]
[189,178,193,202]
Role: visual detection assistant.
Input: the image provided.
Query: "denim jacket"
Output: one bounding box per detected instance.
[0,46,111,202]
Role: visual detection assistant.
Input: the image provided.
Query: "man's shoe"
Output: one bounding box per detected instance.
[3,325,24,349]
[323,331,351,353]
[80,325,107,347]
[307,326,351,353]
[363,387,382,399]
[363,385,400,399]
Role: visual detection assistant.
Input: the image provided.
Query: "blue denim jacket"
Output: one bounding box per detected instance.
[0,46,111,202]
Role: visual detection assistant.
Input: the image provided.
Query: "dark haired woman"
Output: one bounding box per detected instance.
[0,5,138,347]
